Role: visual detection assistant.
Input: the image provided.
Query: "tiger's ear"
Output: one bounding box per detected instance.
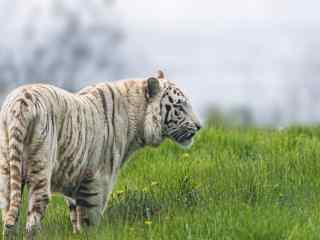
[157,70,165,79]
[147,77,161,99]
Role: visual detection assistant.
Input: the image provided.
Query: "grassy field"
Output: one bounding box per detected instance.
[2,126,320,239]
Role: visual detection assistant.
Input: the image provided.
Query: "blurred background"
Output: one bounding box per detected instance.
[1,0,320,127]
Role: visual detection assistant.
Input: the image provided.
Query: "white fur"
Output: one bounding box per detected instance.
[0,176,8,209]
[179,138,194,149]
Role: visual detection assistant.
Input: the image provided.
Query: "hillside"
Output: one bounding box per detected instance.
[2,126,320,239]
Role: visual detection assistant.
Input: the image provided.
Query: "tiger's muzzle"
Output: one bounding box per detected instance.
[174,122,202,148]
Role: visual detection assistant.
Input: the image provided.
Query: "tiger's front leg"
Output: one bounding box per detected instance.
[68,202,103,234]
[69,174,108,233]
[67,200,81,234]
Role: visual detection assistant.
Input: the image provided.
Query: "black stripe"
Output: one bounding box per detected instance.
[81,177,95,185]
[164,105,171,124]
[77,191,99,198]
[58,117,66,141]
[97,87,110,165]
[29,141,44,157]
[31,89,43,98]
[10,127,23,137]
[18,98,28,107]
[48,87,60,103]
[106,85,116,127]
[15,115,26,128]
[78,184,90,192]
[11,132,23,143]
[106,85,115,172]
[60,118,73,157]
[41,194,49,205]
[10,164,20,173]
[50,112,55,135]
[30,165,45,175]
[10,144,22,156]
[10,155,21,162]
[67,165,75,178]
[73,107,89,172]
[97,88,108,123]
[87,107,97,158]
[32,179,47,192]
[40,111,50,136]
[0,166,9,175]
[64,113,84,176]
[76,198,98,208]
[115,86,126,156]
[31,206,42,214]
[85,96,100,112]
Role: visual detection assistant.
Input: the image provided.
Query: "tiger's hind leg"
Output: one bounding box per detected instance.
[67,202,93,234]
[0,150,14,239]
[3,183,25,240]
[25,157,51,240]
[0,152,9,219]
[26,177,50,239]
[0,135,20,240]
[0,121,11,238]
[1,172,25,240]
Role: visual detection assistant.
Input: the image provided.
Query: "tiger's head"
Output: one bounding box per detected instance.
[144,71,201,148]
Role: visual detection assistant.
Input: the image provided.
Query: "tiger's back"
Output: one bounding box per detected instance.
[0,83,132,233]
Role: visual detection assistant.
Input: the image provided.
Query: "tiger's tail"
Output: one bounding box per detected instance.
[3,97,34,228]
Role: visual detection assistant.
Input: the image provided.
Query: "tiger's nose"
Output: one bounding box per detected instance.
[195,122,202,131]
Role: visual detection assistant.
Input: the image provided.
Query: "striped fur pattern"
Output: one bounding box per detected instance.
[0,71,201,238]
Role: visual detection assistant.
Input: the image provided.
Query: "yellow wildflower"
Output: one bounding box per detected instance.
[182,153,190,159]
[144,220,152,225]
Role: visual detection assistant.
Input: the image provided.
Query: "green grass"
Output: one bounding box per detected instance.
[3,126,320,239]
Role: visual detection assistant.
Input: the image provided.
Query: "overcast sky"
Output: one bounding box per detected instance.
[116,0,320,29]
[115,1,320,124]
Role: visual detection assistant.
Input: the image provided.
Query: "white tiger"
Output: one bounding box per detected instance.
[0,71,201,239]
